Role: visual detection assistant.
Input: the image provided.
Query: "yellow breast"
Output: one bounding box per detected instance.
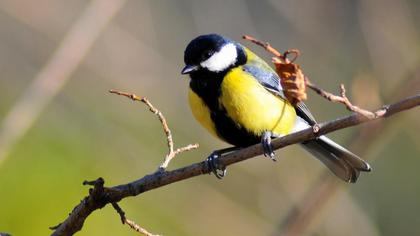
[219,67,297,136]
[188,88,219,138]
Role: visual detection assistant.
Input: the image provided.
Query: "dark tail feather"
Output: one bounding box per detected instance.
[301,136,371,183]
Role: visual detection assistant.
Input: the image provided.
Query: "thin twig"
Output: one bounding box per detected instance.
[280,71,420,236]
[108,90,198,235]
[243,35,381,118]
[109,89,199,171]
[109,90,174,153]
[112,203,161,236]
[243,35,283,58]
[173,144,200,156]
[51,94,420,236]
[243,35,307,105]
[305,79,379,119]
[125,219,159,236]
[243,35,300,63]
[161,143,199,170]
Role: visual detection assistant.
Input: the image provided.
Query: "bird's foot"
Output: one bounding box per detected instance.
[206,151,227,179]
[205,147,240,179]
[262,131,277,161]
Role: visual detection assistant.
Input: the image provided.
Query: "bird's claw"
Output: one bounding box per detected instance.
[262,131,276,161]
[206,151,227,179]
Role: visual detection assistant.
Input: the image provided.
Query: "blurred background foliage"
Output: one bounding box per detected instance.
[0,0,419,235]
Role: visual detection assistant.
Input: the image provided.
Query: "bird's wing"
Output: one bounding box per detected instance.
[242,62,281,93]
[295,102,317,125]
[243,63,317,125]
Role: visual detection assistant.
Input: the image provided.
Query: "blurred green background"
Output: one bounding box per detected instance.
[0,0,419,235]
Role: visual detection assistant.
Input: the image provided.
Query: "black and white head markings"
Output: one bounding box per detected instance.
[182,34,245,74]
[200,43,237,72]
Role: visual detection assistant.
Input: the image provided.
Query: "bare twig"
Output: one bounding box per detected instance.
[51,94,420,236]
[108,90,174,153]
[173,144,200,156]
[109,89,199,171]
[125,219,160,236]
[243,35,283,58]
[243,35,300,63]
[243,35,306,105]
[243,35,382,119]
[112,203,161,236]
[107,89,198,235]
[280,71,420,236]
[244,35,418,236]
[305,80,380,118]
[159,143,199,171]
[161,143,199,170]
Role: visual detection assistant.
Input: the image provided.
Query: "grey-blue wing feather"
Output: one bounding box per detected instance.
[243,64,280,93]
[242,63,317,125]
[243,57,371,183]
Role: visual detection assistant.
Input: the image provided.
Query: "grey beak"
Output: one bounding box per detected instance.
[181,64,199,74]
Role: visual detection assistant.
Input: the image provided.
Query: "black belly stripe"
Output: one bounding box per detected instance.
[210,109,261,147]
[189,70,261,147]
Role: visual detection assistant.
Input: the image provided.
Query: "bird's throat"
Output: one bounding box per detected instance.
[189,72,225,111]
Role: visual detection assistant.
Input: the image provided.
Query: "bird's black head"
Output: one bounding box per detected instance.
[182,34,245,75]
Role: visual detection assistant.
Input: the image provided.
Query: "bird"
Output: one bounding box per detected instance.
[181,34,371,182]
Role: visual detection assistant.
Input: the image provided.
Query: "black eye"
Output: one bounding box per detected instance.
[202,50,213,60]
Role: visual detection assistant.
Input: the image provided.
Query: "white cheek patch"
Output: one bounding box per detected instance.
[200,43,237,72]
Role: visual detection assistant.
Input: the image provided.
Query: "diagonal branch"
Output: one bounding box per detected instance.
[279,71,420,236]
[51,94,419,236]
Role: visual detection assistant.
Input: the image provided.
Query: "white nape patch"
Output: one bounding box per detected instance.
[200,43,237,72]
[292,116,311,133]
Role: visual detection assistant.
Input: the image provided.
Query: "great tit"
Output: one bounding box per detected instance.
[181,34,371,182]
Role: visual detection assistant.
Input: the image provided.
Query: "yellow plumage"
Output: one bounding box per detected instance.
[188,89,219,138]
[219,66,296,136]
[183,34,371,182]
[188,47,297,141]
